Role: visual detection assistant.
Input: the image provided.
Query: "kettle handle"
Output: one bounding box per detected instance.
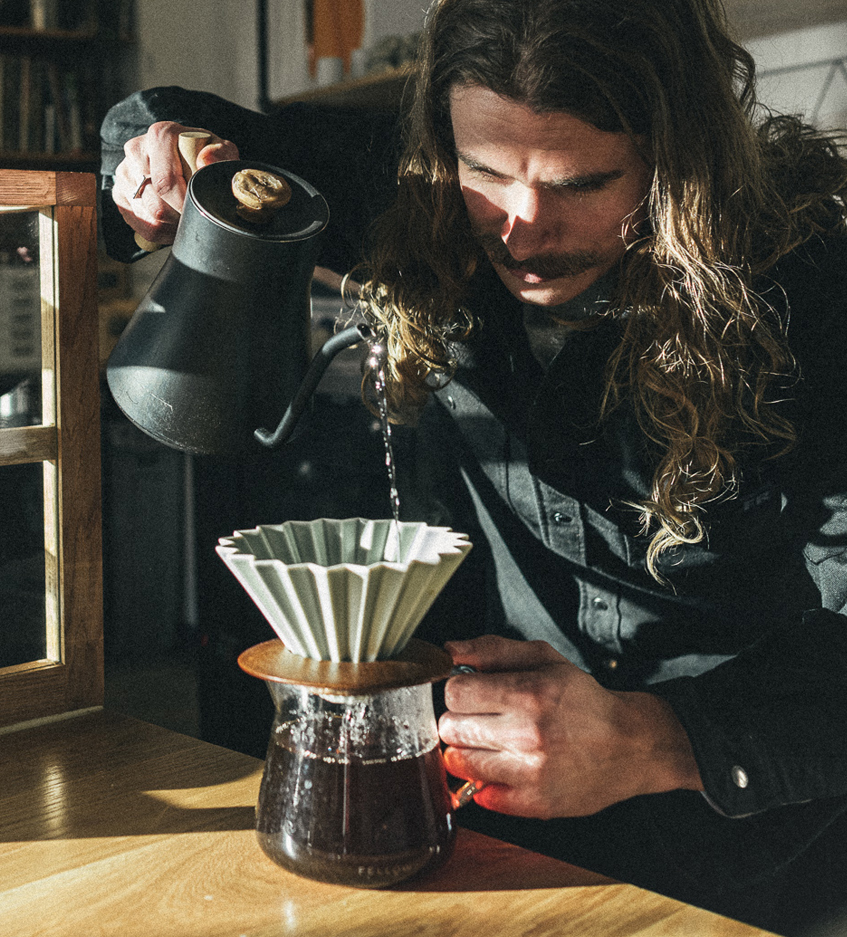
[134,132,212,253]
[254,323,374,448]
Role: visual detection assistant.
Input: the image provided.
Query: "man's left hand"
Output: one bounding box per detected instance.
[440,635,703,818]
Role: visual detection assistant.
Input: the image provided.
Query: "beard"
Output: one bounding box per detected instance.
[472,228,605,280]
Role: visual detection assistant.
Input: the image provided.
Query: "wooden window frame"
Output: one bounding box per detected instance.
[0,170,102,728]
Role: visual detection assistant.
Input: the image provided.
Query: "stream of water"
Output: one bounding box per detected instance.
[366,338,402,562]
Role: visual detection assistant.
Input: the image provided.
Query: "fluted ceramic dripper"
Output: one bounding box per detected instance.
[216,518,472,662]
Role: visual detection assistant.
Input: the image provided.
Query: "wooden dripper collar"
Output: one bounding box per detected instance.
[237,638,453,694]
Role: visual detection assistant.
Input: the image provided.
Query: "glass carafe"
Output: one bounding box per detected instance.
[239,638,457,888]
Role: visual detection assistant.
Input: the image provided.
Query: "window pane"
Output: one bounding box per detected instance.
[0,210,41,428]
[0,461,46,667]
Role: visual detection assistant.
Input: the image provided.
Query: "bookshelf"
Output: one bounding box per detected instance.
[0,2,134,172]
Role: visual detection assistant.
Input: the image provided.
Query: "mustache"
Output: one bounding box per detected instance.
[473,231,603,279]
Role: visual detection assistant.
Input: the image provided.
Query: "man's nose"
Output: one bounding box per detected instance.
[500,186,557,261]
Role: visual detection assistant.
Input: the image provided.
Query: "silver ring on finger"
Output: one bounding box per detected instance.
[132,176,152,199]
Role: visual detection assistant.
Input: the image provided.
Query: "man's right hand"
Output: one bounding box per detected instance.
[112,121,240,246]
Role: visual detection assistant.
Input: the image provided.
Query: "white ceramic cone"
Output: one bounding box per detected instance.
[216,518,472,662]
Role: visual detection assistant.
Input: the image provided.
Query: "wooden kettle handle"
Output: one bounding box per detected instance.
[134,131,212,253]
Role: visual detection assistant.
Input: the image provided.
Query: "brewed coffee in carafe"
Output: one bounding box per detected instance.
[239,639,457,888]
[256,679,454,887]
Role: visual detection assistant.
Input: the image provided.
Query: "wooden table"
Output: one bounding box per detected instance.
[0,709,776,936]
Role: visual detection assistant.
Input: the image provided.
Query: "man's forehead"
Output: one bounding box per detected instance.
[449,84,647,173]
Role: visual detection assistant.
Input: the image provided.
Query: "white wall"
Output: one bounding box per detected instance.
[134,0,427,108]
[135,0,260,110]
[362,0,427,47]
[747,21,847,131]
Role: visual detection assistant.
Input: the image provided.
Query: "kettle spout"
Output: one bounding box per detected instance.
[254,323,375,448]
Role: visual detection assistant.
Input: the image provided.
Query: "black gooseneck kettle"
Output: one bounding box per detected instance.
[106,159,372,456]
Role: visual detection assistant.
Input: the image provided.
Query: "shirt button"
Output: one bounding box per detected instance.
[552,512,573,525]
[731,766,749,789]
[592,597,608,610]
[603,658,619,671]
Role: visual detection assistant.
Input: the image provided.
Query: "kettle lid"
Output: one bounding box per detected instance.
[188,160,329,242]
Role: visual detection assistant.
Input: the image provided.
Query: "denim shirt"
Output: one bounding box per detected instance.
[414,244,847,827]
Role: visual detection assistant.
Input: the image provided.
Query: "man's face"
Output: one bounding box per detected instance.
[450,84,652,307]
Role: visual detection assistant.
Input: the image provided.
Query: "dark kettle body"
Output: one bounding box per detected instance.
[107,160,330,456]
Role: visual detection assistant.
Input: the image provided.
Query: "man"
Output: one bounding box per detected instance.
[101,0,847,932]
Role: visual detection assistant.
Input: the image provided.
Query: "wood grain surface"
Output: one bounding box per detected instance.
[0,710,777,937]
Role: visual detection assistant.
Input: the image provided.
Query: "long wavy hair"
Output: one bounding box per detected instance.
[359,0,847,578]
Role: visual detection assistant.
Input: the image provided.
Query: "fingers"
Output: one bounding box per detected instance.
[144,121,191,213]
[440,674,561,749]
[444,668,529,715]
[472,783,548,817]
[445,634,564,672]
[440,707,501,750]
[444,656,577,719]
[441,708,602,819]
[112,122,240,246]
[439,643,702,817]
[442,736,562,819]
[438,637,618,818]
[444,741,519,785]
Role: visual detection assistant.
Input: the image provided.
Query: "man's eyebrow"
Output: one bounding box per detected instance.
[455,150,624,189]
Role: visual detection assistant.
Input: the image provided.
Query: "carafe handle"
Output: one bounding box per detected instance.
[447,665,488,809]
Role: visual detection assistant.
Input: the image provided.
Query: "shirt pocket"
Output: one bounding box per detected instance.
[620,481,786,576]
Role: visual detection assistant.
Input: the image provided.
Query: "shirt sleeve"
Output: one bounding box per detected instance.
[650,607,847,816]
[641,237,847,893]
[99,86,403,271]
[648,235,847,822]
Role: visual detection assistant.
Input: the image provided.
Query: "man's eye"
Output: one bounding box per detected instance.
[557,173,622,194]
[558,179,606,194]
[469,166,501,180]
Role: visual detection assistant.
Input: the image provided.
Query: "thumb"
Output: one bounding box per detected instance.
[195,139,240,167]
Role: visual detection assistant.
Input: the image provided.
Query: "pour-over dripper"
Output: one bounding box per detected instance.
[216,517,472,663]
[228,522,478,889]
